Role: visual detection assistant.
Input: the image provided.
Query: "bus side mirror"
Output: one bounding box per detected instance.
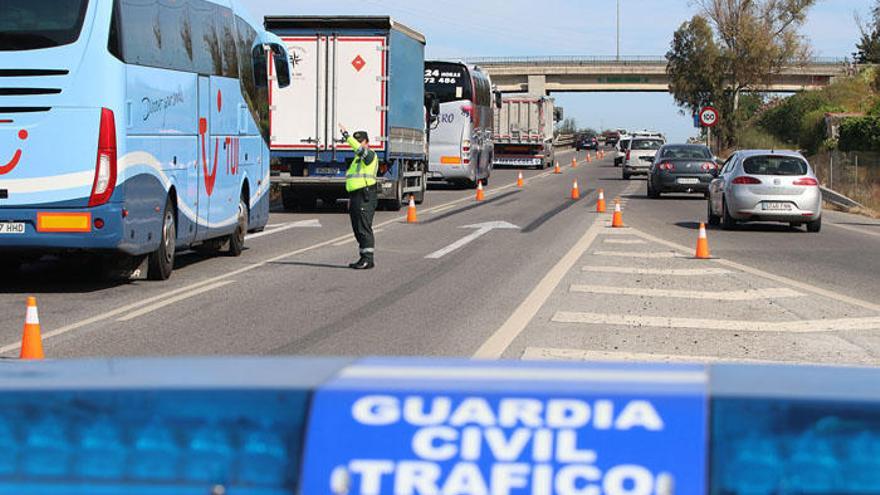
[271,44,291,89]
[494,91,503,109]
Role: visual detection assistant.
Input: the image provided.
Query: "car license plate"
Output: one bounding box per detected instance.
[677,178,700,185]
[0,222,25,234]
[315,167,337,176]
[762,202,792,211]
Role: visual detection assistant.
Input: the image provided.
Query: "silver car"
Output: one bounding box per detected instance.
[623,137,665,179]
[707,150,822,232]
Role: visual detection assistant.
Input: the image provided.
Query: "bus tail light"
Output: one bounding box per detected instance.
[88,108,117,207]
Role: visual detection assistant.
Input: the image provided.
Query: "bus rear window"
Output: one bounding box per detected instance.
[0,0,89,51]
[743,156,808,176]
[425,62,473,104]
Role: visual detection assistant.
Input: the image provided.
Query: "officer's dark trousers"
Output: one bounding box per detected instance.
[348,185,377,262]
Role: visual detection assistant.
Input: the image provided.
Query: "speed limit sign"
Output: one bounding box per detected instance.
[699,106,718,127]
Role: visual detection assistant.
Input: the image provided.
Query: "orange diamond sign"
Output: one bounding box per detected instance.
[351,55,366,72]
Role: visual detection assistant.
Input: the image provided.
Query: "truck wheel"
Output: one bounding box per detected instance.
[148,199,176,281]
[227,197,248,257]
[415,168,427,205]
[296,194,317,211]
[281,188,297,211]
[381,177,403,211]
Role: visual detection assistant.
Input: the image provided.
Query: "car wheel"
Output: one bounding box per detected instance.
[148,198,176,280]
[227,196,248,257]
[707,199,721,226]
[806,217,822,233]
[647,180,660,199]
[721,198,737,231]
[623,170,631,180]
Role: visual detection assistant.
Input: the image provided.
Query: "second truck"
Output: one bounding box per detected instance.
[492,96,559,169]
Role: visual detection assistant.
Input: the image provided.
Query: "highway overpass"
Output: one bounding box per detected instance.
[468,56,854,95]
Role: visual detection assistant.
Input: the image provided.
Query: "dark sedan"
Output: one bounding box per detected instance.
[576,136,598,151]
[647,144,719,198]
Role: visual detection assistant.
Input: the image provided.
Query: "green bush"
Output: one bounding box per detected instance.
[838,116,880,151]
[758,92,829,144]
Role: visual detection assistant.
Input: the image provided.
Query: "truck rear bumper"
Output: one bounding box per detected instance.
[271,175,398,200]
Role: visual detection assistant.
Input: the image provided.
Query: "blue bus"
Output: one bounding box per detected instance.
[0,0,291,280]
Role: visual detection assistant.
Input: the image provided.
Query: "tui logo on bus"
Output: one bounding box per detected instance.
[0,129,27,175]
[351,55,366,72]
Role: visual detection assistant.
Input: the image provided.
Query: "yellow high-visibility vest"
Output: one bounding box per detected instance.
[344,135,379,193]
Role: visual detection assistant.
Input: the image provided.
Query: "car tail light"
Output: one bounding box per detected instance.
[701,162,716,171]
[88,108,117,207]
[732,176,762,185]
[625,150,631,161]
[658,162,675,171]
[793,177,819,186]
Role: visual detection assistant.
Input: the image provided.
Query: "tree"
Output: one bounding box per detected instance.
[856,2,880,64]
[666,0,815,147]
[556,118,578,135]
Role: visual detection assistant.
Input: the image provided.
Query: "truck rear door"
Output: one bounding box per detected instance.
[332,36,387,153]
[270,36,321,153]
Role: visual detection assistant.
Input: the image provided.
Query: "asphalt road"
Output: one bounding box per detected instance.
[2,148,880,365]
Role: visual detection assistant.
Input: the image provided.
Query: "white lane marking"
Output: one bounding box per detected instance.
[603,239,646,245]
[246,219,321,240]
[828,222,880,239]
[341,365,706,384]
[430,204,456,214]
[552,312,880,333]
[628,227,880,313]
[593,251,676,258]
[116,281,235,322]
[425,221,520,259]
[582,266,731,276]
[473,216,606,359]
[522,347,791,365]
[569,285,804,300]
[331,228,384,247]
[0,171,542,356]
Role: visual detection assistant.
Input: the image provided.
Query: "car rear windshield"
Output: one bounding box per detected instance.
[0,0,89,51]
[661,146,712,159]
[743,156,808,176]
[630,139,664,150]
[425,62,473,104]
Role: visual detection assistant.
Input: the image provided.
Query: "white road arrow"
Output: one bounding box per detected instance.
[246,219,322,240]
[425,221,520,259]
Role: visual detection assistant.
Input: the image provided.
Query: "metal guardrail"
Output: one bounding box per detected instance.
[466,55,851,66]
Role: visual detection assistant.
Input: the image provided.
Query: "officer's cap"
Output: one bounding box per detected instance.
[353,131,369,142]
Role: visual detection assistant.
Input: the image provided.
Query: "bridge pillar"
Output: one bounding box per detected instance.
[527,75,547,96]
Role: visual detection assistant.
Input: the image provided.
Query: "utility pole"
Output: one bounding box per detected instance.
[616,0,620,61]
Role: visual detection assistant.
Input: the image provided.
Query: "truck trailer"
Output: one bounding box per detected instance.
[265,16,428,211]
[492,96,557,169]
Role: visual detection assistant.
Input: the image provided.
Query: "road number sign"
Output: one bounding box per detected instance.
[699,106,718,127]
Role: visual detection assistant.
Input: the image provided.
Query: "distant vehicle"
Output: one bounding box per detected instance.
[708,150,822,232]
[493,96,556,169]
[614,136,632,166]
[603,130,621,146]
[647,144,718,198]
[576,135,598,151]
[622,136,666,180]
[0,0,292,280]
[426,61,495,187]
[266,16,429,211]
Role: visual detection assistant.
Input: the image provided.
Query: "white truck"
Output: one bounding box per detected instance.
[492,96,558,169]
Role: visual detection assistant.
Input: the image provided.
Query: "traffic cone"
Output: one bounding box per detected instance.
[596,188,607,213]
[406,195,418,223]
[554,161,561,174]
[571,179,580,200]
[20,297,44,360]
[611,200,625,228]
[587,153,592,163]
[517,172,524,188]
[475,180,485,201]
[695,222,711,259]
[571,157,578,169]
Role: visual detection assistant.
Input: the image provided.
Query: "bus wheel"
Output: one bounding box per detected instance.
[228,197,248,257]
[148,199,176,281]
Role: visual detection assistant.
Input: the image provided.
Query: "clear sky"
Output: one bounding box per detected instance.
[242,0,872,142]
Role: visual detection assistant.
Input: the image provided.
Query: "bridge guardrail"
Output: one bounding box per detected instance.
[467,55,850,66]
[2,357,880,494]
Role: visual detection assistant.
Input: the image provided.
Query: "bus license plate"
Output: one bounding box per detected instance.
[0,222,25,234]
[763,202,792,211]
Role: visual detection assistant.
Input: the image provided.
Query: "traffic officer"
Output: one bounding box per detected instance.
[339,124,378,270]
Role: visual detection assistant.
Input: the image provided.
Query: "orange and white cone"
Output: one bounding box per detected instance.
[571,179,580,200]
[406,195,418,223]
[695,222,711,259]
[571,157,578,169]
[587,153,593,163]
[596,188,607,213]
[20,297,44,360]
[475,180,485,201]
[554,161,561,174]
[517,172,524,188]
[611,200,625,228]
